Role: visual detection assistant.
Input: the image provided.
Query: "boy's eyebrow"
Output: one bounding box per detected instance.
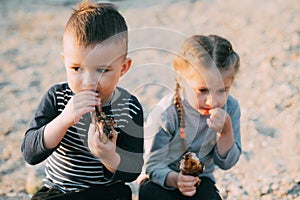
[69,62,81,67]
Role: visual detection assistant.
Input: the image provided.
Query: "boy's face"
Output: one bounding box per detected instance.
[62,33,131,104]
[181,64,233,115]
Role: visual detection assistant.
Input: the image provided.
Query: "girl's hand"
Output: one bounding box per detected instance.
[207,108,230,134]
[207,108,234,158]
[177,172,200,197]
[62,91,100,126]
[88,124,120,172]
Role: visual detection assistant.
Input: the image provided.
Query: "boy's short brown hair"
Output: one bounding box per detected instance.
[64,1,128,50]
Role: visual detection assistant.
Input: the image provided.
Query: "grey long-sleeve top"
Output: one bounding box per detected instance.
[145,94,241,189]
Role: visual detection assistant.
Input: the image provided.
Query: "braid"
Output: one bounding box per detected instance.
[174,80,185,139]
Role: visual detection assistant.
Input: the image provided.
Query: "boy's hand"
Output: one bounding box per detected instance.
[206,108,230,134]
[177,172,200,197]
[62,91,100,126]
[88,124,120,172]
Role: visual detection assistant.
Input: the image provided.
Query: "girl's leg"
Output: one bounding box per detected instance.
[194,177,222,200]
[139,178,222,200]
[139,179,184,200]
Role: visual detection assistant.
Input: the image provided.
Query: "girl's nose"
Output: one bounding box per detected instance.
[205,94,218,108]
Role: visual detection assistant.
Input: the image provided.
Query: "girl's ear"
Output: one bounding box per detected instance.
[120,58,132,77]
[61,52,65,62]
[173,57,189,73]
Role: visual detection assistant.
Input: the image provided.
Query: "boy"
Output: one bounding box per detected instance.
[21,2,144,199]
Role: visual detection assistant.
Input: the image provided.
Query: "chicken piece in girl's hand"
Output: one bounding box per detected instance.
[180,152,204,177]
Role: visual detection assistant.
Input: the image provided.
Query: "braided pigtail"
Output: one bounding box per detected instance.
[174,81,185,134]
[174,80,188,151]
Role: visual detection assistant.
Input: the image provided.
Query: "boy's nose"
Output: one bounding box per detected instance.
[82,72,98,91]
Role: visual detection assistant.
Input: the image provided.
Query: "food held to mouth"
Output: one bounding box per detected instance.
[92,105,116,143]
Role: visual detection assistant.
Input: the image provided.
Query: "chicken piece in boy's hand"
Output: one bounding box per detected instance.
[180,152,204,177]
[92,105,117,143]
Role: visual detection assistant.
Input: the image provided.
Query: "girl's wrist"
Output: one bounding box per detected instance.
[166,171,179,188]
[221,114,233,135]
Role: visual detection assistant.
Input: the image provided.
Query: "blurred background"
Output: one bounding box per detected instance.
[0,0,299,199]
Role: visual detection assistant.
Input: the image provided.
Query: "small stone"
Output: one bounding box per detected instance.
[261,185,270,195]
[25,164,45,194]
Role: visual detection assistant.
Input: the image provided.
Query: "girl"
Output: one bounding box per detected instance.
[139,35,241,200]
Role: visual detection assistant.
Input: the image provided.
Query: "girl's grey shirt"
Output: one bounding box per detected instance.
[145,94,241,189]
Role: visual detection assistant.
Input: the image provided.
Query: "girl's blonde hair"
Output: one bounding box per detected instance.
[174,35,240,74]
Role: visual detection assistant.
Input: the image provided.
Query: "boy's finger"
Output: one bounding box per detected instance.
[88,123,95,148]
[112,130,118,144]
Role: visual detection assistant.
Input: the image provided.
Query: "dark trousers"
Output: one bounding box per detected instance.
[139,177,222,200]
[31,183,132,200]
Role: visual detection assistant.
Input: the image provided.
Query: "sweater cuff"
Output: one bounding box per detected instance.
[149,168,175,190]
[213,143,240,169]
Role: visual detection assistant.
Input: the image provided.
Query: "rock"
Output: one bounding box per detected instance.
[25,164,45,194]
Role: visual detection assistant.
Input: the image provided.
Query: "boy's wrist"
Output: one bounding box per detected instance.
[102,152,120,173]
[60,110,76,128]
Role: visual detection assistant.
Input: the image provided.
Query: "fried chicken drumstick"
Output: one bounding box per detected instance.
[92,105,116,143]
[180,152,204,177]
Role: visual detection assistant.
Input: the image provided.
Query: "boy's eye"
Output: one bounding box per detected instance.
[218,88,227,93]
[71,67,80,72]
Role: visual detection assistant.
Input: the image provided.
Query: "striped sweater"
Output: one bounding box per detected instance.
[22,82,144,192]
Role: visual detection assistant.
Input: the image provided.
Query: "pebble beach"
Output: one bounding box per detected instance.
[0,0,299,199]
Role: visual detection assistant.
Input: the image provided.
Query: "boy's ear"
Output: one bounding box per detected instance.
[120,58,132,77]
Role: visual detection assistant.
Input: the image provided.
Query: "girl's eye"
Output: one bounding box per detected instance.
[198,88,209,93]
[96,68,107,73]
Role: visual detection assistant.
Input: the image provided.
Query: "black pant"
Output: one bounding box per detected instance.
[31,182,132,200]
[139,177,222,200]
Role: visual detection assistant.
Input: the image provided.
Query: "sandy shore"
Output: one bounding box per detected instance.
[0,0,299,199]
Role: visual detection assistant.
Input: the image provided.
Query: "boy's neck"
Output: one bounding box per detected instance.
[102,88,120,106]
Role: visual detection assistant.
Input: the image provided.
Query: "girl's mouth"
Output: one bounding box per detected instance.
[200,108,211,115]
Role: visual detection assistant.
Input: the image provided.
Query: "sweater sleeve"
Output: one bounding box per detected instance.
[213,97,242,169]
[103,96,144,182]
[145,103,178,190]
[146,128,175,190]
[21,86,59,165]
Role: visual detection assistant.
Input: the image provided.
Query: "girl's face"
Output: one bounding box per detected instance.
[181,64,234,115]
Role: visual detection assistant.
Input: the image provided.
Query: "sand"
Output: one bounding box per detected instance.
[0,0,299,199]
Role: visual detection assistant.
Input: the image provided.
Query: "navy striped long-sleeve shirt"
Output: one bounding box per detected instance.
[21,82,144,192]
